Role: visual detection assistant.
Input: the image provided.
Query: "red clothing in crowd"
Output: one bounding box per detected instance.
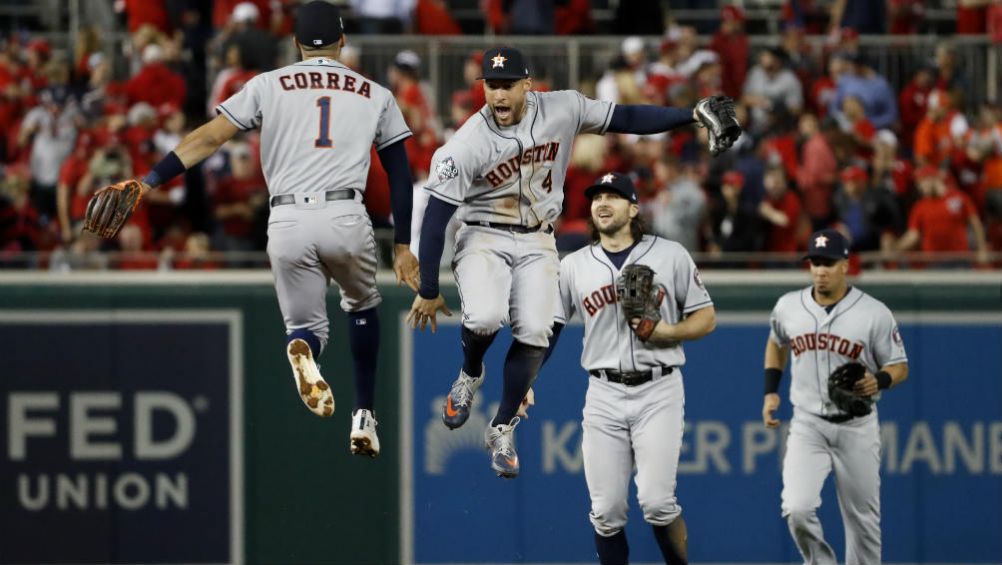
[59,153,91,220]
[765,191,804,252]
[555,0,594,35]
[364,147,391,224]
[709,31,749,100]
[957,3,988,34]
[898,79,931,150]
[213,0,271,30]
[908,189,977,251]
[914,111,963,167]
[810,75,836,118]
[125,63,186,109]
[405,130,437,180]
[796,132,838,221]
[888,0,924,34]
[414,0,462,35]
[124,0,171,34]
[214,177,265,238]
[0,198,41,251]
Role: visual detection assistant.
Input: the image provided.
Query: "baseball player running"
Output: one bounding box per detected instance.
[763,228,909,564]
[406,45,739,478]
[82,1,420,457]
[543,172,716,565]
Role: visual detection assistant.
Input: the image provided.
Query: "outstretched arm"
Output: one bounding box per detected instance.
[143,114,240,189]
[378,139,420,291]
[606,104,696,135]
[406,196,458,332]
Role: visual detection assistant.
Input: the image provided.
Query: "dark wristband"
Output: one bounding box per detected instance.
[875,370,892,390]
[142,151,186,188]
[764,368,783,395]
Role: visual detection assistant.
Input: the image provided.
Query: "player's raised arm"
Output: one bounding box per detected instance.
[606,96,742,156]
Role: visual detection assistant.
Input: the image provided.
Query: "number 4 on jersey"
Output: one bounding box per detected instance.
[315,96,333,148]
[543,170,552,192]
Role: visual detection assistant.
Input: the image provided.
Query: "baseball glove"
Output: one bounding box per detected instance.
[617,264,665,341]
[694,95,742,157]
[83,180,146,238]
[827,362,872,417]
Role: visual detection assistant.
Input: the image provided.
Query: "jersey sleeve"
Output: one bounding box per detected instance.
[216,74,263,130]
[567,91,615,135]
[374,95,413,151]
[554,257,577,324]
[673,249,713,314]
[768,299,789,346]
[423,143,478,205]
[871,305,908,367]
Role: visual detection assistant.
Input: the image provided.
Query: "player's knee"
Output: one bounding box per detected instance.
[784,506,818,530]
[589,508,627,538]
[463,309,506,336]
[512,320,553,348]
[639,495,681,525]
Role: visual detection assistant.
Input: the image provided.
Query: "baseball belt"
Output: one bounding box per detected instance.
[589,366,675,386]
[270,189,357,208]
[465,220,554,234]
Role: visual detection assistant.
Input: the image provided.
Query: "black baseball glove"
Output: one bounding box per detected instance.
[617,264,665,341]
[694,95,742,157]
[83,179,147,238]
[827,362,872,417]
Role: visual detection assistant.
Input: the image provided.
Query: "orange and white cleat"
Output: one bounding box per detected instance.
[286,338,334,417]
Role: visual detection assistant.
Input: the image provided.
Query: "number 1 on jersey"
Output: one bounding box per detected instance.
[315,96,333,148]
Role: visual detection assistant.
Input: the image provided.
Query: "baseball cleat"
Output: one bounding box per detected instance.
[485,416,520,479]
[350,409,380,457]
[286,338,334,417]
[442,365,485,429]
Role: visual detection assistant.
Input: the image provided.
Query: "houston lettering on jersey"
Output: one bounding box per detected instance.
[278,71,372,98]
[790,332,864,359]
[582,284,617,316]
[484,141,559,187]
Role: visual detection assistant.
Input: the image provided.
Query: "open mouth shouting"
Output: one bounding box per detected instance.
[492,103,513,123]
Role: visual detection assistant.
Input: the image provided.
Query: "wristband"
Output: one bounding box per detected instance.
[764,367,783,395]
[142,151,186,188]
[875,370,892,390]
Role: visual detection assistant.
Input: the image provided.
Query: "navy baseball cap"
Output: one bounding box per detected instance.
[584,172,638,203]
[479,47,530,80]
[804,229,850,261]
[295,1,344,48]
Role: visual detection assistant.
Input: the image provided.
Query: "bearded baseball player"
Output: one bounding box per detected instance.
[541,172,715,565]
[82,1,420,457]
[405,45,739,478]
[763,228,909,564]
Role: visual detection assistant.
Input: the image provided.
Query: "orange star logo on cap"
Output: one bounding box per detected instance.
[601,173,615,184]
[491,54,507,69]
[814,235,829,248]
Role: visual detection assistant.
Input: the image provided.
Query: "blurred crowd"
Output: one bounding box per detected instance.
[0,0,1001,270]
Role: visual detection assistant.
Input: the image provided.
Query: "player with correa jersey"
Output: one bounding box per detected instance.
[405,44,740,479]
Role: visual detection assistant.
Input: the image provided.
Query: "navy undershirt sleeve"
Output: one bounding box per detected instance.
[418,195,459,299]
[542,322,565,365]
[607,104,696,135]
[376,139,414,245]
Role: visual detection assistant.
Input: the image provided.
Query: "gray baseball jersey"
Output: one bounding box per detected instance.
[424,90,614,226]
[555,235,713,371]
[217,56,410,196]
[554,234,712,538]
[768,286,907,416]
[216,56,411,344]
[769,285,907,564]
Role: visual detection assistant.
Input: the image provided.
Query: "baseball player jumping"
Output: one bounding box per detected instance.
[406,45,740,479]
[763,229,909,564]
[544,172,716,565]
[82,1,420,458]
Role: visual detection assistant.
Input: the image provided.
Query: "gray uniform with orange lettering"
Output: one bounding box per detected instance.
[768,285,907,564]
[217,56,410,345]
[424,90,613,346]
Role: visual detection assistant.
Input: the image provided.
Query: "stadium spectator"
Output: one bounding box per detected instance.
[212,142,266,252]
[759,166,808,254]
[956,0,992,34]
[646,159,707,252]
[830,0,886,34]
[413,0,462,35]
[934,42,973,110]
[554,0,594,35]
[871,129,913,197]
[208,44,258,118]
[914,90,969,168]
[896,166,989,265]
[114,222,158,270]
[56,131,97,244]
[742,47,803,134]
[709,5,749,100]
[829,54,898,130]
[898,65,935,152]
[840,95,876,159]
[120,0,171,34]
[213,0,271,31]
[795,112,838,228]
[0,164,41,256]
[17,86,78,221]
[388,50,432,129]
[596,37,647,104]
[888,0,925,35]
[833,165,902,253]
[351,0,413,34]
[125,43,186,109]
[173,232,221,270]
[219,2,279,72]
[705,170,762,255]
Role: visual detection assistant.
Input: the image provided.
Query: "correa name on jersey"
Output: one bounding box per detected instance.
[278,70,372,98]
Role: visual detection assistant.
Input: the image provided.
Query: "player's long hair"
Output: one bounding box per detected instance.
[587,214,647,244]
